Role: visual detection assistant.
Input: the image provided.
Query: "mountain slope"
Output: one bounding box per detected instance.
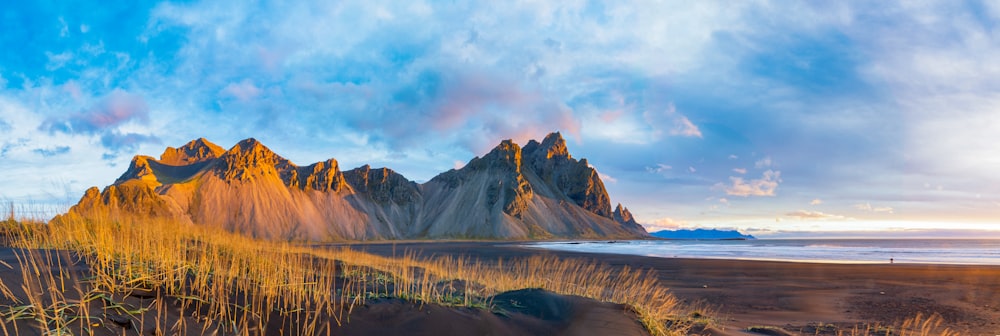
[60,132,648,241]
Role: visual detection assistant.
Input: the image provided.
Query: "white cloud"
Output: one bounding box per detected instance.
[645,163,672,173]
[717,170,781,197]
[643,217,688,232]
[728,154,738,160]
[854,202,894,214]
[688,166,696,173]
[810,199,822,205]
[670,115,702,138]
[58,17,69,37]
[785,210,849,220]
[754,157,772,168]
[44,51,73,71]
[732,168,746,174]
[598,172,618,184]
[220,80,262,102]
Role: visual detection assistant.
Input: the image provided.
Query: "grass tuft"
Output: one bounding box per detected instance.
[0,214,696,335]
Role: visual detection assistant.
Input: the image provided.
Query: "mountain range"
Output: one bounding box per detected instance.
[59,132,649,241]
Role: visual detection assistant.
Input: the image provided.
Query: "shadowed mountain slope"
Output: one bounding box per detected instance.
[60,132,649,241]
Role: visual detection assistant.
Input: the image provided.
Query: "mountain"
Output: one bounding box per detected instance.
[59,132,649,241]
[649,229,755,240]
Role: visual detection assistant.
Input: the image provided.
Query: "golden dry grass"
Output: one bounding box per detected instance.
[837,313,960,336]
[0,212,969,336]
[0,213,692,335]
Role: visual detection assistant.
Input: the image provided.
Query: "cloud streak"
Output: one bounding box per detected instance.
[32,146,71,157]
[854,203,894,214]
[785,210,850,220]
[717,170,781,197]
[36,90,159,159]
[40,90,149,135]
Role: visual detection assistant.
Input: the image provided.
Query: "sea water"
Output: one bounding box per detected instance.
[525,239,1000,265]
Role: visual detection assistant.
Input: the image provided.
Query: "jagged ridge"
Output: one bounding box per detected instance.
[60,132,649,241]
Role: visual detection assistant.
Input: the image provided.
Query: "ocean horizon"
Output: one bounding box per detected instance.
[525,239,1000,265]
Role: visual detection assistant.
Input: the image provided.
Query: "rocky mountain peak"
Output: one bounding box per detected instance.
[114,155,159,184]
[539,132,569,159]
[523,132,570,162]
[159,138,225,165]
[304,159,347,192]
[218,138,289,182]
[520,133,613,219]
[343,165,420,204]
[466,139,523,173]
[486,139,523,167]
[613,203,646,232]
[613,203,634,224]
[232,138,268,153]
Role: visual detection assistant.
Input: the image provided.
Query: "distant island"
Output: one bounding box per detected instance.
[648,228,755,240]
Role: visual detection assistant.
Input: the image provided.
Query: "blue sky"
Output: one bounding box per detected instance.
[2,1,999,236]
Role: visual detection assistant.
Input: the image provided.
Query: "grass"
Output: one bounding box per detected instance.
[0,212,695,335]
[0,210,973,336]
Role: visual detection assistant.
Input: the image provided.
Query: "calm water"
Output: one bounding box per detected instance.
[525,239,1000,265]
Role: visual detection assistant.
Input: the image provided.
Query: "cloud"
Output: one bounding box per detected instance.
[717,169,781,197]
[0,119,10,132]
[32,90,159,159]
[598,172,617,184]
[643,217,688,232]
[642,103,703,139]
[854,202,894,214]
[670,115,702,138]
[754,157,773,168]
[2,1,999,224]
[688,166,696,173]
[646,163,672,173]
[0,138,30,158]
[44,51,73,71]
[32,146,71,157]
[732,168,746,174]
[810,199,822,205]
[220,80,263,102]
[100,132,160,156]
[40,90,149,135]
[785,210,849,220]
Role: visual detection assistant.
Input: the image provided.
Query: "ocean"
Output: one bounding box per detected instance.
[525,239,1000,265]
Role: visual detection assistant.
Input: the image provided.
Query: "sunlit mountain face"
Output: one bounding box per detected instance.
[1,1,998,237]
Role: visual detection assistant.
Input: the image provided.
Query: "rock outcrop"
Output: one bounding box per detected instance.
[60,132,649,241]
[158,138,225,165]
[613,204,645,232]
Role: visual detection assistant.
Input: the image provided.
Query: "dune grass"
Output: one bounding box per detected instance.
[0,212,971,336]
[0,214,693,335]
[833,313,960,336]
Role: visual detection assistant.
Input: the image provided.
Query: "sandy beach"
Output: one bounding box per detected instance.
[349,241,1000,335]
[3,238,998,335]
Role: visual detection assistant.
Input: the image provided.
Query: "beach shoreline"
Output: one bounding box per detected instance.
[347,241,1000,335]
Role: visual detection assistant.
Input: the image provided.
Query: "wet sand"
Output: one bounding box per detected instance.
[348,241,1000,335]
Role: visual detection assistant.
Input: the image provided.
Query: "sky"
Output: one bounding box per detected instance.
[1,1,999,237]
